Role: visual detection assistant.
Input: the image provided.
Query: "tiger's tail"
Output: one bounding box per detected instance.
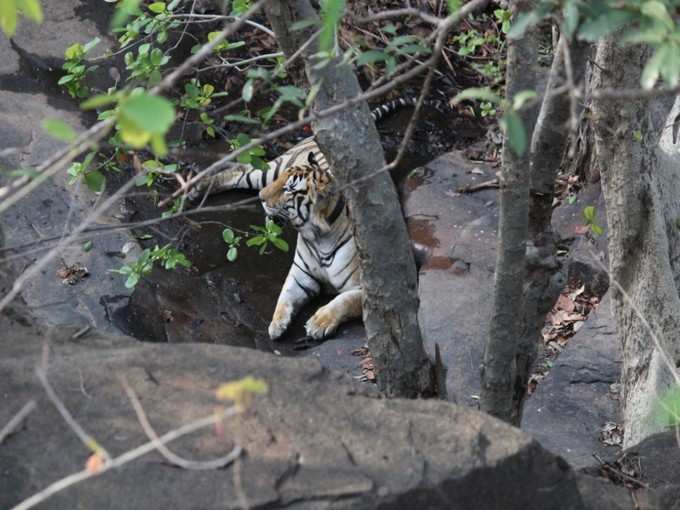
[196,95,447,195]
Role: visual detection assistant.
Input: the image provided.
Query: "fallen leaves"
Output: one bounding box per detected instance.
[528,284,599,395]
[600,421,624,447]
[352,345,376,383]
[56,262,89,285]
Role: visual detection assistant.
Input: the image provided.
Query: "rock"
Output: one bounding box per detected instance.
[523,294,622,468]
[402,152,499,404]
[0,328,588,510]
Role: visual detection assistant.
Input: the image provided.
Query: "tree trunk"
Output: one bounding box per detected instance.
[480,0,541,423]
[513,37,591,422]
[264,0,438,397]
[591,39,680,447]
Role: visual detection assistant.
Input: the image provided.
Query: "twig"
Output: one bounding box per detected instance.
[36,361,112,462]
[10,406,240,510]
[0,401,37,445]
[592,453,649,489]
[120,376,242,470]
[233,456,250,510]
[354,7,442,26]
[458,178,499,193]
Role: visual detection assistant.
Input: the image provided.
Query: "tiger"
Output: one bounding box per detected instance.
[193,97,437,340]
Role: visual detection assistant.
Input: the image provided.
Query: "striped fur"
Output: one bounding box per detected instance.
[197,97,428,339]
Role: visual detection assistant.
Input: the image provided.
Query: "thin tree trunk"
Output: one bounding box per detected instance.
[513,36,591,422]
[264,0,438,397]
[591,39,680,447]
[480,0,541,423]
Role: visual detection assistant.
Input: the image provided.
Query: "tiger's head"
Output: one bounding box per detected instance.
[258,154,342,237]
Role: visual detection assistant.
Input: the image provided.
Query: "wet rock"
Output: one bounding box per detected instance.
[523,294,622,468]
[1,328,589,510]
[402,152,499,404]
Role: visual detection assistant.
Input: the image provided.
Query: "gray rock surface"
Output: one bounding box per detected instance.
[1,328,589,510]
[402,152,499,405]
[523,294,621,468]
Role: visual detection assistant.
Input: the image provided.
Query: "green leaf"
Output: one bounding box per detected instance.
[577,10,634,42]
[591,223,604,236]
[119,93,175,134]
[57,74,74,85]
[562,1,579,39]
[501,110,527,156]
[148,1,166,13]
[641,45,668,90]
[512,90,537,111]
[242,80,254,102]
[583,205,595,222]
[112,0,141,29]
[125,273,140,288]
[270,237,289,252]
[319,0,345,53]
[227,247,238,262]
[43,118,77,142]
[507,11,539,40]
[357,50,386,66]
[83,37,101,54]
[660,43,680,88]
[18,0,43,23]
[84,170,105,193]
[641,1,673,30]
[653,387,680,426]
[81,94,119,110]
[452,87,501,105]
[222,228,235,244]
[82,240,93,252]
[0,0,18,37]
[447,0,461,13]
[246,236,267,247]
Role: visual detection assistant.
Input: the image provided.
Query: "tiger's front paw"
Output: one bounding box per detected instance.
[269,303,292,340]
[305,306,340,340]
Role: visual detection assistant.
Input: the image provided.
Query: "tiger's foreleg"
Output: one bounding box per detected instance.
[305,289,362,340]
[268,252,321,340]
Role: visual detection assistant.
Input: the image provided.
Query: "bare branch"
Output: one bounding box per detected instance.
[120,376,242,470]
[10,407,240,510]
[0,401,36,445]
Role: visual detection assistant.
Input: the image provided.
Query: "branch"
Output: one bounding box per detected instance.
[120,376,242,471]
[0,400,36,445]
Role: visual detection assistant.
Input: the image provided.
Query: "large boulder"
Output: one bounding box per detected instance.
[0,329,588,510]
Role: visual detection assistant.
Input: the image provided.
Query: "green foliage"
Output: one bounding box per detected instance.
[0,0,43,37]
[117,92,176,156]
[114,0,181,45]
[191,31,246,54]
[583,205,605,236]
[43,118,77,142]
[66,152,106,193]
[319,0,346,53]
[59,38,100,98]
[135,159,177,187]
[453,88,535,156]
[653,386,680,427]
[230,0,251,16]
[124,43,169,86]
[247,218,289,254]
[356,31,431,75]
[508,0,680,90]
[494,8,512,34]
[229,133,267,170]
[110,243,191,289]
[222,228,242,262]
